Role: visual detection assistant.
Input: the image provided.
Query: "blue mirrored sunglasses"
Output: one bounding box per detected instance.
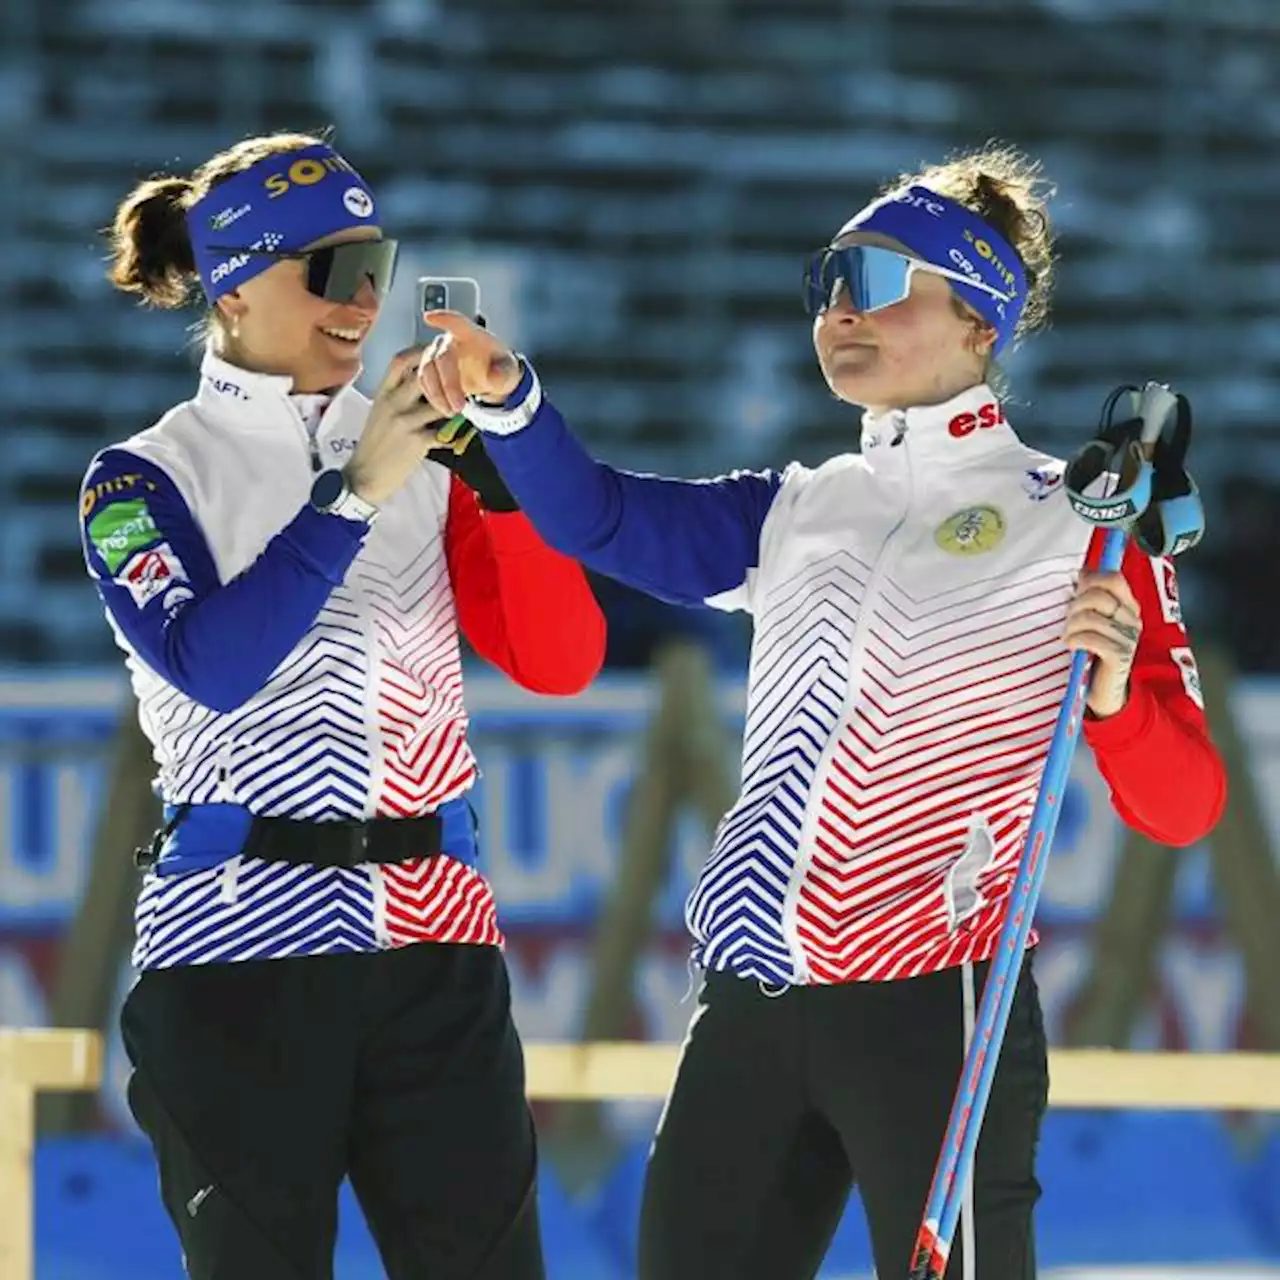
[802,244,1011,317]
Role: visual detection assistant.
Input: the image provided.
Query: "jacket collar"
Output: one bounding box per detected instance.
[859,383,1020,464]
[194,348,361,425]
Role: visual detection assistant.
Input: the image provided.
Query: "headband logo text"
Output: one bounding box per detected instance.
[264,153,359,200]
[962,228,1018,296]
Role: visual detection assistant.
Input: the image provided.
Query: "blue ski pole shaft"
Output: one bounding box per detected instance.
[909,526,1129,1280]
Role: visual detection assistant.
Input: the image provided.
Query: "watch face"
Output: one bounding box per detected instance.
[311,469,345,509]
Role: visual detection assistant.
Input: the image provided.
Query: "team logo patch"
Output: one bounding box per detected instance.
[1023,466,1064,503]
[1170,646,1204,709]
[1152,557,1183,626]
[88,498,159,574]
[934,504,1007,556]
[343,187,374,218]
[120,544,187,609]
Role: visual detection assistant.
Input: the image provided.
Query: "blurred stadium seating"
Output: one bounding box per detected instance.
[2,0,1279,665]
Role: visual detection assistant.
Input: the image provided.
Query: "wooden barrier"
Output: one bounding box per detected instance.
[4,1034,1279,1279]
[0,1031,102,1280]
[523,1042,1280,1111]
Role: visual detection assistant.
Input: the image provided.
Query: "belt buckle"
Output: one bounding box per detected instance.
[346,821,371,868]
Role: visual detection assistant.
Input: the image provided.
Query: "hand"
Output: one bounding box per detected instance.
[1064,569,1143,719]
[345,347,446,506]
[417,310,524,415]
[427,415,519,513]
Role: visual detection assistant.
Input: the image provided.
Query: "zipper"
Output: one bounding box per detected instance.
[306,419,322,473]
[780,421,916,982]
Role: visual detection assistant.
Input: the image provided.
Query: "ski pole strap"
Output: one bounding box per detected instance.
[1131,401,1205,557]
[1063,409,1153,528]
[1064,385,1206,557]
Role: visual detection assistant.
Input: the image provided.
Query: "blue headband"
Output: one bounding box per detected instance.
[839,185,1028,354]
[186,143,379,303]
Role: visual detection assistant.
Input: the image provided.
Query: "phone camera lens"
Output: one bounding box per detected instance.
[423,285,447,310]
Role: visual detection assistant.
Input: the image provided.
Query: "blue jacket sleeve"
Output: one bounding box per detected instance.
[478,384,781,609]
[80,448,369,713]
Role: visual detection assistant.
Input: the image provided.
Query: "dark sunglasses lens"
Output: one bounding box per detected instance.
[307,240,399,303]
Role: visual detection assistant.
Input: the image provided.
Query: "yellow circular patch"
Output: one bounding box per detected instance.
[80,489,96,518]
[934,504,1007,556]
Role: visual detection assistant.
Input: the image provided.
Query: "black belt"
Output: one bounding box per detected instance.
[243,813,444,868]
[136,809,444,871]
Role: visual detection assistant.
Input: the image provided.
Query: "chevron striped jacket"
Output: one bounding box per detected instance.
[80,351,604,971]
[475,368,1226,988]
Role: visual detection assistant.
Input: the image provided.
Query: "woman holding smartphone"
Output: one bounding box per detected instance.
[83,128,604,1280]
[417,144,1226,1279]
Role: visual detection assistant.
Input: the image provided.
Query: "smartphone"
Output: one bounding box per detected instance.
[416,276,481,344]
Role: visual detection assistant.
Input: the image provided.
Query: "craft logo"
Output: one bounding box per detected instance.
[210,254,250,285]
[205,377,249,401]
[209,232,285,286]
[934,505,1007,556]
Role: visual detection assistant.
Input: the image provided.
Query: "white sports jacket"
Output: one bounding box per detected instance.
[473,368,1226,987]
[80,351,603,969]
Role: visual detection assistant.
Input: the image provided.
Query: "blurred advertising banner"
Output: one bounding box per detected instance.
[1,670,1278,1130]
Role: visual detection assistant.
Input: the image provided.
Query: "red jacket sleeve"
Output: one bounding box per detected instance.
[1081,534,1227,847]
[445,476,606,695]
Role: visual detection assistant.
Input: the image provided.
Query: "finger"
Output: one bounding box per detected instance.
[417,356,452,420]
[389,367,433,413]
[436,346,468,415]
[1078,570,1140,615]
[1068,585,1140,626]
[1065,629,1135,661]
[1071,583,1124,611]
[422,309,484,341]
[1064,599,1142,635]
[403,399,450,432]
[1064,606,1142,639]
[381,345,441,413]
[376,346,427,397]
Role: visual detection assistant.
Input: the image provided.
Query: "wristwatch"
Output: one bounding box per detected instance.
[310,469,380,524]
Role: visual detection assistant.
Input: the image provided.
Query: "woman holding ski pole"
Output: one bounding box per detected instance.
[417,143,1227,1279]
